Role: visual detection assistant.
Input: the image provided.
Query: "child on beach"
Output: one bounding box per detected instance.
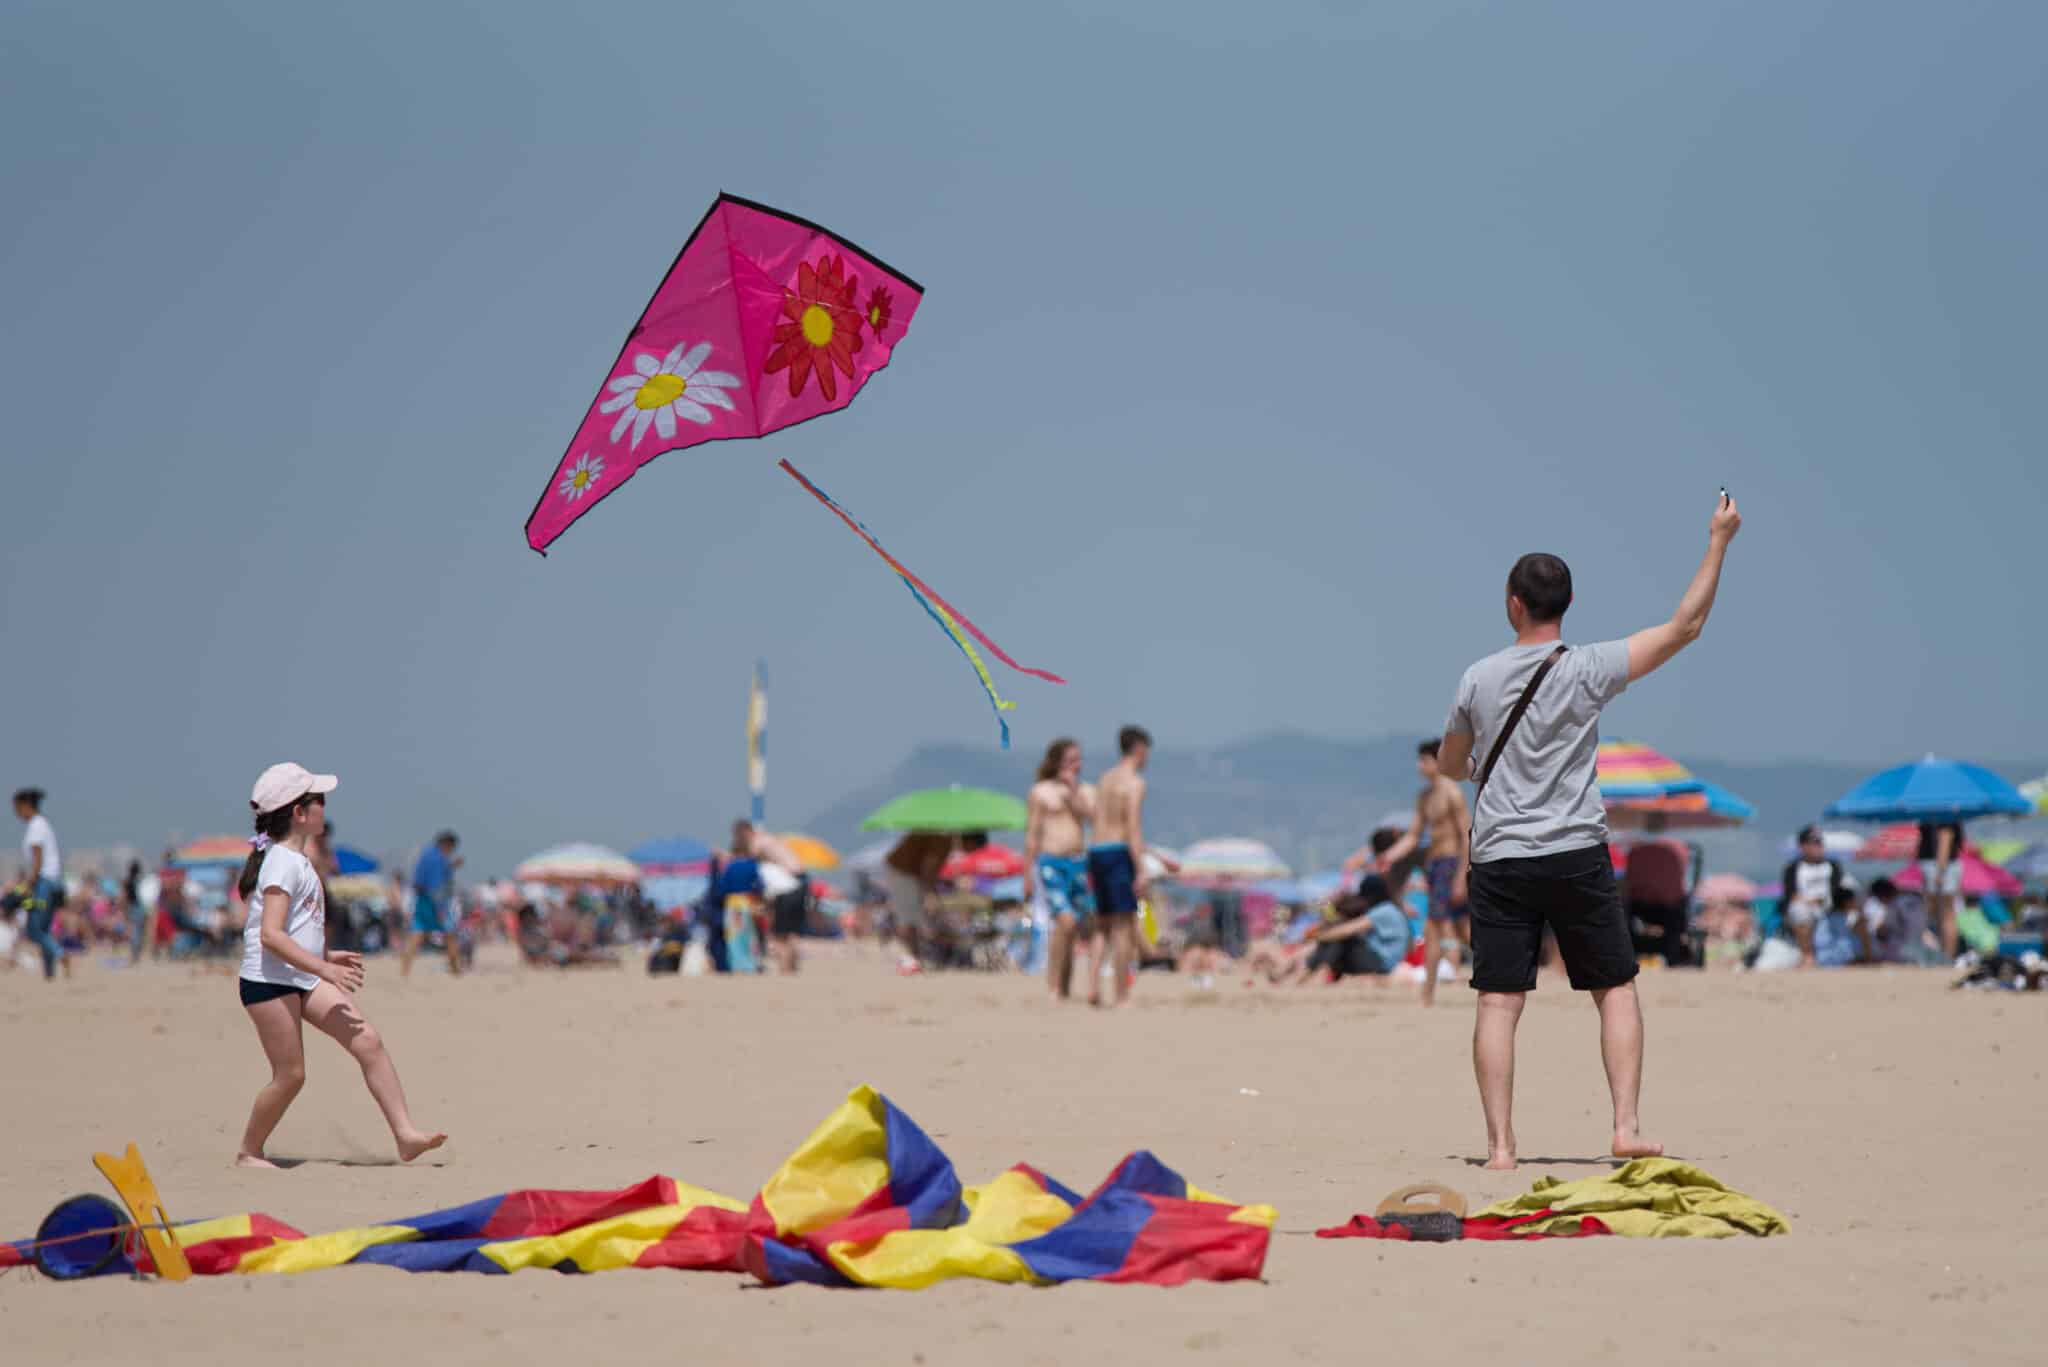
[234,763,445,1168]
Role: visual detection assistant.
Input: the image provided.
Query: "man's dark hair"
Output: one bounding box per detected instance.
[1370,828,1401,856]
[1118,725,1151,756]
[1507,553,1573,623]
[13,787,45,811]
[436,830,460,849]
[1870,877,1897,900]
[1355,874,1392,906]
[1417,739,1441,759]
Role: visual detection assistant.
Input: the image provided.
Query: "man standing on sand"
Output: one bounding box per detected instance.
[1436,494,1740,1170]
[1024,737,1098,1002]
[1372,739,1472,1006]
[1086,726,1177,1008]
[882,829,954,975]
[403,831,463,979]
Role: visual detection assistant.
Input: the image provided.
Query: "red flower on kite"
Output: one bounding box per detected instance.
[764,254,865,402]
[864,285,894,340]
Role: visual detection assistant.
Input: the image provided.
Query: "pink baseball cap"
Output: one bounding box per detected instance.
[250,762,339,814]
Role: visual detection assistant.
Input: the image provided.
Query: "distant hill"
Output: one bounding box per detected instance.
[798,735,2048,879]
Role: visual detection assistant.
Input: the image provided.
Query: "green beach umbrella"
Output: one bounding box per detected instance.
[859,785,1029,832]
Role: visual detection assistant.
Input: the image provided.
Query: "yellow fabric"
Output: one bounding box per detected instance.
[826,1227,1039,1289]
[758,1085,893,1235]
[1472,1158,1789,1238]
[236,1224,421,1274]
[174,1214,255,1245]
[820,1157,1072,1287]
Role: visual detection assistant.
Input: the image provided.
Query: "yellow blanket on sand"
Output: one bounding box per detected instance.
[1473,1158,1789,1238]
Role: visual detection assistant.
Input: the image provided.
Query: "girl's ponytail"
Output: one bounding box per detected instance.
[237,803,299,901]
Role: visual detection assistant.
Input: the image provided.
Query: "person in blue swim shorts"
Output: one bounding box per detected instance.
[1025,738,1098,1001]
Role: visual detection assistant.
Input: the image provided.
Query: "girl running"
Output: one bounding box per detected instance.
[234,762,445,1168]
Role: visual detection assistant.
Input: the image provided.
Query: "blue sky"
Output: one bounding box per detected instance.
[5,1,2042,870]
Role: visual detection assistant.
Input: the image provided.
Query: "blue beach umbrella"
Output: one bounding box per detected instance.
[628,836,713,869]
[332,845,378,875]
[1823,755,2033,822]
[639,874,709,910]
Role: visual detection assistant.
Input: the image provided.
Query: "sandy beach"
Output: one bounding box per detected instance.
[2,947,2040,1365]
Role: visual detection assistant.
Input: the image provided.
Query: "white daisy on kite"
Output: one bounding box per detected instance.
[558,452,604,502]
[599,342,740,449]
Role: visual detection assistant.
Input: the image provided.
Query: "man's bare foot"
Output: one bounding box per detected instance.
[234,1152,279,1169]
[1482,1149,1517,1172]
[1611,1132,1664,1159]
[397,1131,448,1163]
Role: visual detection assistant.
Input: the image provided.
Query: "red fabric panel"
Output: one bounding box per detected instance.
[630,1206,750,1272]
[798,1205,912,1263]
[1095,1200,1271,1285]
[1317,1209,1611,1241]
[480,1176,679,1238]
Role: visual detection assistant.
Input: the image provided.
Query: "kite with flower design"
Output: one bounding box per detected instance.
[525,194,1062,742]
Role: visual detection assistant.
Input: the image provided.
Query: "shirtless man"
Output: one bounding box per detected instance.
[1374,739,1471,1006]
[1024,737,1098,1002]
[1086,726,1178,1008]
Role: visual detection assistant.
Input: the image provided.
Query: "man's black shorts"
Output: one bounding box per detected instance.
[1467,844,1638,993]
[770,889,808,938]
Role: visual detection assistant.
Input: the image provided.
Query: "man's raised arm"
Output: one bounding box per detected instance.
[1627,495,1743,683]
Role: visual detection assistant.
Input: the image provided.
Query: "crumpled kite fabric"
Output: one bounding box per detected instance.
[1316,1158,1789,1242]
[4,1087,1273,1287]
[522,193,1060,746]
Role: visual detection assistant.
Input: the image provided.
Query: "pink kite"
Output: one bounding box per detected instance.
[525,194,1061,745]
[526,194,924,553]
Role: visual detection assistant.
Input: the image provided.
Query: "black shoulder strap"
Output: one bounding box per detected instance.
[1474,645,1568,808]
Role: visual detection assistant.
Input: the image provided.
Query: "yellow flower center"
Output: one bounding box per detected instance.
[572,469,592,490]
[635,373,686,409]
[801,304,835,347]
[868,305,882,327]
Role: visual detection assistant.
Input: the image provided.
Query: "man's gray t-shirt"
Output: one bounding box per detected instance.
[1444,639,1630,864]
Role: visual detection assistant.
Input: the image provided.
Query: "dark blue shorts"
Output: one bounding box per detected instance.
[1086,844,1139,918]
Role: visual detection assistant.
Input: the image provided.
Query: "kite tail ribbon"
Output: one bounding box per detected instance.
[901,577,1016,748]
[778,460,1066,686]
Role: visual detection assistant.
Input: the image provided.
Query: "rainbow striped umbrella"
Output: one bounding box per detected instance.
[1595,742,1706,802]
[1608,779,1755,831]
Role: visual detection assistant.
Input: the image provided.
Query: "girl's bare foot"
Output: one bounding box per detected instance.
[1482,1149,1518,1172]
[397,1131,448,1163]
[1612,1131,1664,1159]
[234,1152,280,1169]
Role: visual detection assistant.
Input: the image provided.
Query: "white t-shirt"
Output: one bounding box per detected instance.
[240,846,327,989]
[21,814,61,882]
[758,862,802,899]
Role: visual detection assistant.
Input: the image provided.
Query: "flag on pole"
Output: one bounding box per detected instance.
[747,662,767,824]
